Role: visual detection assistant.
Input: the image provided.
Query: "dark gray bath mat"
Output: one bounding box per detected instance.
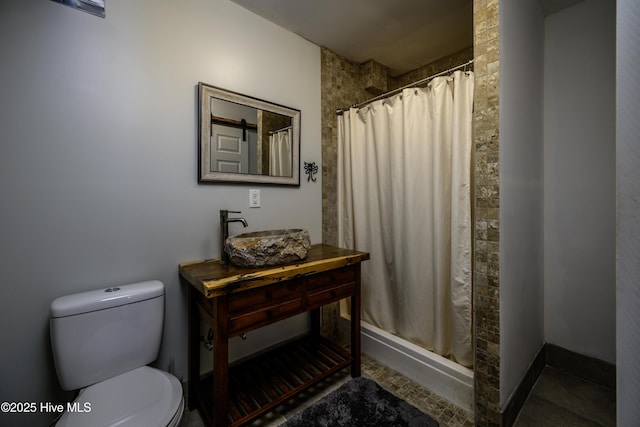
[282,376,439,426]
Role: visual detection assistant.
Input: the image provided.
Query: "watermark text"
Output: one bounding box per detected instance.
[1,401,91,413]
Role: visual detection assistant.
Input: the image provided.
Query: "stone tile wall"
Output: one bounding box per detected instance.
[320,47,372,248]
[320,48,374,342]
[473,0,501,425]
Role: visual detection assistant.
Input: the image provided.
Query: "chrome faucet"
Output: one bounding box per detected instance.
[220,210,248,264]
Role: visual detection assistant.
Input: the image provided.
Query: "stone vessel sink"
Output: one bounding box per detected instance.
[224,229,311,268]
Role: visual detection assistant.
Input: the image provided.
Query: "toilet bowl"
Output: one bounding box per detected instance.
[50,280,184,426]
[56,366,183,427]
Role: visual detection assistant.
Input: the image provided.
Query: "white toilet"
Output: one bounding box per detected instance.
[50,280,184,427]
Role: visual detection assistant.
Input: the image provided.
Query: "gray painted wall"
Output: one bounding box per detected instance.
[499,0,545,407]
[0,0,321,425]
[543,0,616,364]
[499,0,616,407]
[617,0,640,423]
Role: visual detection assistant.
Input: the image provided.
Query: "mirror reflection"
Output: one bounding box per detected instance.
[50,0,105,17]
[211,98,292,177]
[199,83,300,186]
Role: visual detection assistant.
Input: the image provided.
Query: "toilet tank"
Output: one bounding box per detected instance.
[50,280,165,391]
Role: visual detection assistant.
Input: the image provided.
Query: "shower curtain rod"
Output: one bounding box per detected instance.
[268,125,292,135]
[336,59,474,115]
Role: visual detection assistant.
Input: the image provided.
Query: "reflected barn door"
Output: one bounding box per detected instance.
[211,124,254,174]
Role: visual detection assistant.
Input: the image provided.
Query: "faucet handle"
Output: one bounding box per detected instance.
[220,209,241,218]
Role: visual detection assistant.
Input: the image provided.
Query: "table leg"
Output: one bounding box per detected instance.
[212,297,229,426]
[351,278,361,377]
[186,282,200,411]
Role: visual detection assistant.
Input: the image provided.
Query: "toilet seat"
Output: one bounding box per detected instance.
[56,366,184,427]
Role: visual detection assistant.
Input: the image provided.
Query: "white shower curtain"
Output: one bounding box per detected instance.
[269,128,292,176]
[338,71,474,367]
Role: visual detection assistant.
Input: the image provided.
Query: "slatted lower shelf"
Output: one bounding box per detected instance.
[196,335,352,426]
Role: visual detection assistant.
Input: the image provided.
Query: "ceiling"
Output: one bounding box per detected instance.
[229,0,587,76]
[230,0,473,76]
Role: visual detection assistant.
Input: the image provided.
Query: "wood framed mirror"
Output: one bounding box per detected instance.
[198,83,300,186]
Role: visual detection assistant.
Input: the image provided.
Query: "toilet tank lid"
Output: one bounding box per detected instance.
[50,280,165,318]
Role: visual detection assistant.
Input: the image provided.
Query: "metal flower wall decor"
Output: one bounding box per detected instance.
[304,162,318,182]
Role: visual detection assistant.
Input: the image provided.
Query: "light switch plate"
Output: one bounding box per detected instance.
[249,189,261,208]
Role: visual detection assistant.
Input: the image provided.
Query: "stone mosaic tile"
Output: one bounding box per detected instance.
[473,0,501,424]
[361,353,474,427]
[320,47,372,247]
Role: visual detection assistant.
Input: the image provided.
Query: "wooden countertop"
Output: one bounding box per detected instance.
[179,244,370,298]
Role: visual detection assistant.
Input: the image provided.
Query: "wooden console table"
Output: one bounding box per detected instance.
[179,244,369,426]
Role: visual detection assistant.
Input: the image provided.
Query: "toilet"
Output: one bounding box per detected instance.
[50,280,184,427]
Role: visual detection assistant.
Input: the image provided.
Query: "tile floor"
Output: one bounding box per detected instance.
[514,366,616,426]
[179,356,617,426]
[179,352,474,427]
